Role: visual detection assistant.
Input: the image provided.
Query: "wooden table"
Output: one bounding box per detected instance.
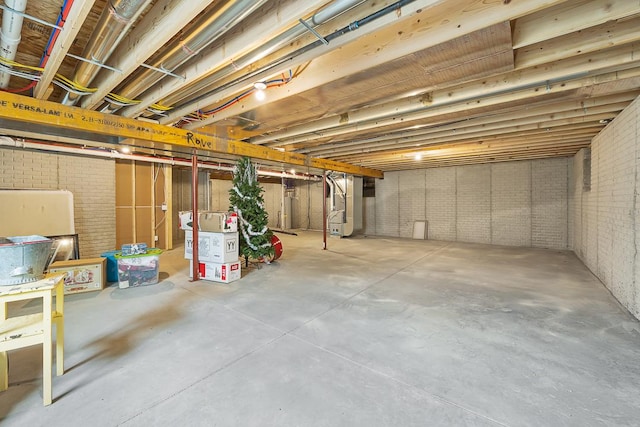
[0,273,65,405]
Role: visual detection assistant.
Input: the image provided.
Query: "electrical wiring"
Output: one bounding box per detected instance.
[175,70,294,127]
[104,92,142,107]
[0,56,101,97]
[41,0,73,68]
[3,0,73,94]
[145,103,173,116]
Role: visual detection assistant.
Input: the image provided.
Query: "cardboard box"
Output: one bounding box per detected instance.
[115,249,162,289]
[185,231,239,263]
[49,257,106,295]
[189,260,241,283]
[179,211,238,233]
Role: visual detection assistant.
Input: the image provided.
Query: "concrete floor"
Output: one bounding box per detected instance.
[1,231,640,426]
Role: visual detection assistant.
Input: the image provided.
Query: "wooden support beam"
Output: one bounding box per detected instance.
[80,0,213,110]
[121,0,333,118]
[512,0,640,49]
[33,0,98,100]
[180,0,566,128]
[0,91,382,178]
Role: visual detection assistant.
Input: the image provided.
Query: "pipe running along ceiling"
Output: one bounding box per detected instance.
[0,0,639,172]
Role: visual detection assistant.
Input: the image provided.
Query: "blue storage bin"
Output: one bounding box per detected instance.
[100,250,120,283]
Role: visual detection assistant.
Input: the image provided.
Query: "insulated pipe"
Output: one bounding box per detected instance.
[151,0,364,112]
[105,0,266,112]
[0,0,28,88]
[62,0,152,105]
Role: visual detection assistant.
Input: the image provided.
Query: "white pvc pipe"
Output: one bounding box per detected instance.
[0,0,27,88]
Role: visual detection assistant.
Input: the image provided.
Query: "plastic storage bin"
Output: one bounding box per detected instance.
[114,249,162,289]
[100,250,120,283]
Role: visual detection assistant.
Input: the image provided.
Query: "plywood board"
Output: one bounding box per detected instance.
[115,161,134,206]
[0,189,75,236]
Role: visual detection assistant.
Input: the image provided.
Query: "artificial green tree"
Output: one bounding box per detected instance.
[229,157,274,262]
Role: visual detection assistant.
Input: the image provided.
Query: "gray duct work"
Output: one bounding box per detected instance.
[102,0,267,113]
[62,0,152,106]
[327,172,362,237]
[137,0,365,116]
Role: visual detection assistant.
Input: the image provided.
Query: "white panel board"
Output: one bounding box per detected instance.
[412,220,428,239]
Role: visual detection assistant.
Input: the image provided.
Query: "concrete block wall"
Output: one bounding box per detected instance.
[372,157,569,249]
[491,162,531,246]
[0,147,116,257]
[425,167,456,241]
[291,180,325,230]
[570,96,639,319]
[456,165,491,244]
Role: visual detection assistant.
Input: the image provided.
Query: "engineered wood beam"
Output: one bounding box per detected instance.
[0,91,383,178]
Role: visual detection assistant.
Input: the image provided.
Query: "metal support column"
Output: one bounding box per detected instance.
[322,170,327,250]
[191,153,199,281]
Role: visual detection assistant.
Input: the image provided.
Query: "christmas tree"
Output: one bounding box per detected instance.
[229,157,274,262]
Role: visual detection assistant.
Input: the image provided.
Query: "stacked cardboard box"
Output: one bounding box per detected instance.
[181,211,241,283]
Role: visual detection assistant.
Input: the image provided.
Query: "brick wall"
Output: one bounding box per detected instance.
[570,96,639,318]
[0,147,115,258]
[532,158,569,248]
[491,162,531,246]
[292,180,324,230]
[372,158,569,249]
[425,167,456,241]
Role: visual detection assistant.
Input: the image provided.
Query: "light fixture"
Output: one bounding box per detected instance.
[290,168,296,174]
[120,146,131,154]
[255,90,266,101]
[253,81,267,91]
[414,153,422,161]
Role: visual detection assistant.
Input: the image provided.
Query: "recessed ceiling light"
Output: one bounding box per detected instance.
[255,90,266,101]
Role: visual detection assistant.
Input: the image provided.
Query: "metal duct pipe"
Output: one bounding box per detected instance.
[0,0,27,88]
[151,0,364,111]
[62,0,152,105]
[106,0,266,112]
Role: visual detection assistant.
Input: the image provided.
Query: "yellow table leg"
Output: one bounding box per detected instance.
[43,291,52,406]
[54,283,64,376]
[0,351,7,391]
[0,300,6,391]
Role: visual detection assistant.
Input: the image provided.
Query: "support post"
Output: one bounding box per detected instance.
[322,170,327,250]
[191,153,199,282]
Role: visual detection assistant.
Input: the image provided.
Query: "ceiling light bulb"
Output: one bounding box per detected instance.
[414,153,422,161]
[255,90,266,101]
[254,82,267,91]
[121,146,131,153]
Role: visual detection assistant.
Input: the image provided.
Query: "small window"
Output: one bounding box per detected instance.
[363,177,376,197]
[583,147,591,192]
